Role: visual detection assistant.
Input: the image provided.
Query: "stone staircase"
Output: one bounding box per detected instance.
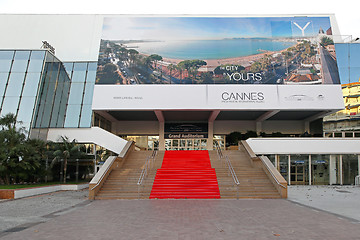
[209,149,281,199]
[95,151,165,199]
[95,149,281,199]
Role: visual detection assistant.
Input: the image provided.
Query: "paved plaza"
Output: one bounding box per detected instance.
[1,187,360,239]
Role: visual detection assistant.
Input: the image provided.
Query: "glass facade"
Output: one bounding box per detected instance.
[63,62,96,128]
[271,154,359,185]
[0,49,96,135]
[335,43,360,84]
[0,50,45,133]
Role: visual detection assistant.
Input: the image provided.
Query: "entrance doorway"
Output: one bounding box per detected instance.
[165,139,207,150]
[290,161,305,185]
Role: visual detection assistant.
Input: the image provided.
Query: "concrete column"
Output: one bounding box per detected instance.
[256,121,262,135]
[288,155,291,185]
[329,155,337,185]
[358,155,360,177]
[308,155,312,185]
[340,155,343,185]
[159,121,165,151]
[207,121,214,150]
[304,121,310,133]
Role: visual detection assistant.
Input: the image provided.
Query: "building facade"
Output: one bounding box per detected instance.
[0,14,359,185]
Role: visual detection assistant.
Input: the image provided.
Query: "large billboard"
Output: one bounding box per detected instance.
[96,16,340,85]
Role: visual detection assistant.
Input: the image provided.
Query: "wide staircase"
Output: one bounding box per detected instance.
[149,150,220,199]
[94,149,282,199]
[209,149,281,199]
[95,151,165,199]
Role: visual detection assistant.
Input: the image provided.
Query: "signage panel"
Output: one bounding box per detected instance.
[164,123,208,139]
[96,16,340,85]
[92,84,344,110]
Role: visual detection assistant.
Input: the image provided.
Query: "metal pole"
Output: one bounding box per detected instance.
[76,159,79,183]
[93,144,96,174]
[45,157,48,183]
[60,159,64,183]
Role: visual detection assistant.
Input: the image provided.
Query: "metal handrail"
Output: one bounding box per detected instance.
[214,141,240,199]
[259,156,287,189]
[137,150,157,199]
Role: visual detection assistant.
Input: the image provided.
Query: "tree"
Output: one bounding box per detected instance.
[51,136,86,183]
[178,60,207,83]
[167,64,177,84]
[149,54,163,70]
[128,49,139,66]
[0,113,46,184]
[320,36,334,47]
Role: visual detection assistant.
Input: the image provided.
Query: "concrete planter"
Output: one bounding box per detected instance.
[0,183,89,199]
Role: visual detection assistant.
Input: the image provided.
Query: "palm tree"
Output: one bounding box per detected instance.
[51,136,85,183]
[0,113,46,184]
[167,64,176,84]
[176,65,183,84]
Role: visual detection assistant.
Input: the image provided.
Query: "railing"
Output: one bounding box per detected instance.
[323,131,360,138]
[90,156,117,192]
[137,150,157,199]
[88,141,134,200]
[259,156,287,190]
[241,140,287,198]
[214,142,240,199]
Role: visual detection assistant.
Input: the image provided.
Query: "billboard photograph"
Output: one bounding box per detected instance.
[96,16,340,85]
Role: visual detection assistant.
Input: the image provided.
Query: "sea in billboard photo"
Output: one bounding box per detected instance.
[96,16,341,85]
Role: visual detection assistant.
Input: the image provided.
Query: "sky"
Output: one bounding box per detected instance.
[102,17,332,40]
[0,0,359,41]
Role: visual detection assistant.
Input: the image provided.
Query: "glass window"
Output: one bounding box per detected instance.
[279,155,289,184]
[30,51,46,60]
[0,72,9,96]
[68,82,84,104]
[27,59,44,73]
[40,103,53,127]
[56,100,67,127]
[17,96,36,124]
[63,62,74,76]
[82,82,94,105]
[49,86,64,128]
[64,104,81,127]
[22,72,41,97]
[79,104,92,128]
[14,51,30,60]
[5,72,25,97]
[350,44,360,68]
[342,154,358,185]
[1,96,20,116]
[0,51,14,72]
[86,70,96,83]
[87,62,97,72]
[71,70,87,83]
[73,62,88,72]
[311,155,330,185]
[11,59,29,72]
[11,51,30,73]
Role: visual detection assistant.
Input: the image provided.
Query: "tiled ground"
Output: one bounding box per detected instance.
[1,199,360,240]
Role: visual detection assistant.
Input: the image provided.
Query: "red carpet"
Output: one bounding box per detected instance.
[149,150,220,199]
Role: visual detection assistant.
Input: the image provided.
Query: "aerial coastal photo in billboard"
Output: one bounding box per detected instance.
[96,16,340,85]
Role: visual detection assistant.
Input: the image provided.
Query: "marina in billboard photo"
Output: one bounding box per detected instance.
[96,17,340,85]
